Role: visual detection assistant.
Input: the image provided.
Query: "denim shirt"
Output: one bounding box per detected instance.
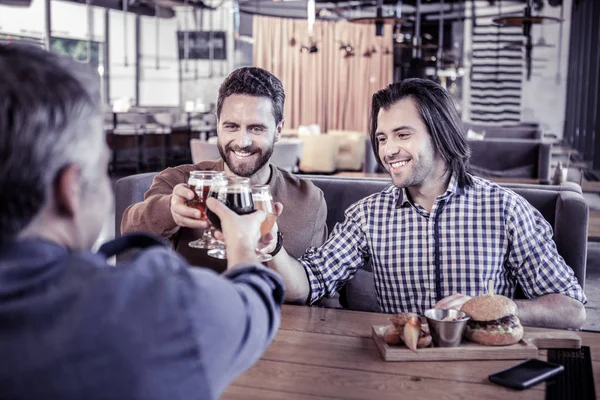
[0,234,284,400]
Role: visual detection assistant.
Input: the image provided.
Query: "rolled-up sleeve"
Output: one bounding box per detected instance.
[300,212,370,304]
[506,195,587,304]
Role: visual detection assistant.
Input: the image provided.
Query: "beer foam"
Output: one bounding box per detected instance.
[252,193,270,201]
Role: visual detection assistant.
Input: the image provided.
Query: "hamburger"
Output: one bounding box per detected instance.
[460,294,523,346]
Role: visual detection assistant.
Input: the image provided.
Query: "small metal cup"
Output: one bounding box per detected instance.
[424,309,471,348]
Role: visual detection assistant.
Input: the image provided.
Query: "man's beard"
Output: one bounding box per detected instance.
[218,141,274,177]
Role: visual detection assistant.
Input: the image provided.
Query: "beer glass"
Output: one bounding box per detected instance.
[206,177,256,259]
[251,185,277,262]
[186,171,225,249]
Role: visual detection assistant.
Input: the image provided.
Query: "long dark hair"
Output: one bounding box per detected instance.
[369,78,472,188]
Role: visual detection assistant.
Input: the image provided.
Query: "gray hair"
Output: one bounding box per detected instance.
[0,43,103,242]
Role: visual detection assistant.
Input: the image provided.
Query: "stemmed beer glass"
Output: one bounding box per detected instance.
[251,185,277,262]
[206,177,256,259]
[186,171,225,249]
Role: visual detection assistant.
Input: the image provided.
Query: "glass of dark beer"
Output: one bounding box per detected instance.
[186,171,225,249]
[207,177,256,259]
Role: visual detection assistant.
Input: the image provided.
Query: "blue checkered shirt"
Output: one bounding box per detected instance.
[300,174,587,313]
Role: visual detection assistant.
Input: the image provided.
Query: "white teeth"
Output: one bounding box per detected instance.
[234,151,252,157]
[391,160,409,168]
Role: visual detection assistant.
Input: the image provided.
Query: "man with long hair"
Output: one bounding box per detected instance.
[259,78,586,329]
[122,67,327,272]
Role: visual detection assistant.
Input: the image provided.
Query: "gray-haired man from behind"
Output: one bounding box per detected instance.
[0,43,284,400]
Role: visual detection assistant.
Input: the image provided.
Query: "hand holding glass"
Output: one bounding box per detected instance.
[186,171,225,249]
[252,185,278,262]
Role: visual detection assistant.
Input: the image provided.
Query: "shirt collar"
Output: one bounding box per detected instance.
[395,172,466,208]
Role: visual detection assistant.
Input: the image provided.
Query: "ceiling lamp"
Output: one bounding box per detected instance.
[299,0,317,53]
[349,0,406,36]
[339,42,353,53]
[491,0,562,81]
[300,43,318,53]
[493,15,562,25]
[493,0,562,27]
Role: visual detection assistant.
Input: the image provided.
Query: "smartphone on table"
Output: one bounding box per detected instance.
[488,358,564,390]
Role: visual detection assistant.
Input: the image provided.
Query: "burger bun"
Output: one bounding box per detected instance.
[465,325,524,346]
[461,294,517,321]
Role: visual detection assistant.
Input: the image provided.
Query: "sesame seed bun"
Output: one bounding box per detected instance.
[461,294,518,321]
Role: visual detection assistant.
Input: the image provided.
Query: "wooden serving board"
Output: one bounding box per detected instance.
[372,325,580,362]
[522,331,581,349]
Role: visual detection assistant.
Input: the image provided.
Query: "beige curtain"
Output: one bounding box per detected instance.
[253,16,393,134]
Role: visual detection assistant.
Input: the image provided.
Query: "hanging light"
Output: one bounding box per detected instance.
[232,0,240,39]
[339,42,354,57]
[492,0,562,27]
[155,0,160,70]
[307,0,315,37]
[349,0,406,37]
[339,42,353,53]
[86,0,92,64]
[183,0,189,73]
[123,0,128,67]
[300,0,317,54]
[300,42,318,54]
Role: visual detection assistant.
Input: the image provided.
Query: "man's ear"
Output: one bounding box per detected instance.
[275,119,285,143]
[53,164,81,217]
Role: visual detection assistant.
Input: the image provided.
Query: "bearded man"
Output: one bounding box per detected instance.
[122,67,327,272]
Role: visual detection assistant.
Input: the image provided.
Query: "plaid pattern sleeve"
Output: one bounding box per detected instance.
[299,196,375,305]
[504,191,587,304]
[298,175,586,313]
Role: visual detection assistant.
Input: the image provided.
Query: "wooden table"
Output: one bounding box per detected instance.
[588,210,600,242]
[222,305,599,399]
[581,181,600,194]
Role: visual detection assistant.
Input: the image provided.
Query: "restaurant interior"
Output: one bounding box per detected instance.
[1,0,600,397]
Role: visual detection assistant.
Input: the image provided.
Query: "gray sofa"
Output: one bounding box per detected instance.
[115,173,588,311]
[468,139,552,184]
[463,122,543,140]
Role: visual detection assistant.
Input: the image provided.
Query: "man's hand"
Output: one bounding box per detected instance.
[170,183,210,230]
[206,197,266,268]
[257,202,284,254]
[434,294,472,310]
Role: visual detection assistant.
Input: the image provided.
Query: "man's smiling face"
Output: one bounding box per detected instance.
[217,94,281,177]
[375,97,444,189]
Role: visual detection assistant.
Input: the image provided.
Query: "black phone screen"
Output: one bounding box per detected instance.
[489,358,564,390]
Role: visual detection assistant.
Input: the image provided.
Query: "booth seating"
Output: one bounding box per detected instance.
[297,133,340,173]
[279,128,367,173]
[327,130,367,172]
[464,122,543,140]
[271,139,304,173]
[115,173,588,312]
[468,138,552,183]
